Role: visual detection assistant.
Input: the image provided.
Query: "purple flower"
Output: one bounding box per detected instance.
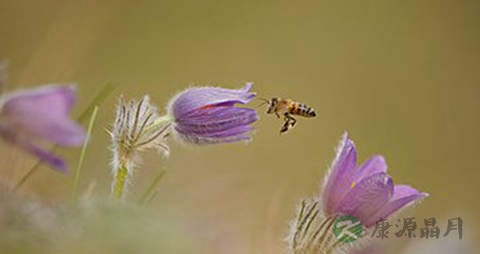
[0,85,86,172]
[322,132,428,227]
[167,83,258,144]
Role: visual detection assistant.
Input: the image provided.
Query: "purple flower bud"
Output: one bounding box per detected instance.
[167,83,259,144]
[0,85,86,172]
[322,132,428,227]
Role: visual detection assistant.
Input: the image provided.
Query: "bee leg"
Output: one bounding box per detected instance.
[290,116,297,127]
[280,113,295,134]
[280,120,290,134]
[284,113,297,127]
[275,112,281,119]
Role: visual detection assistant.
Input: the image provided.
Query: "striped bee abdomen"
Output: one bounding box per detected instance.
[290,103,316,118]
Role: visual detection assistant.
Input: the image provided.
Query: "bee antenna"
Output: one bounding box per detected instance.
[255,97,270,108]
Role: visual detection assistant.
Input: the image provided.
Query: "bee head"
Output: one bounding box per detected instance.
[266,98,278,114]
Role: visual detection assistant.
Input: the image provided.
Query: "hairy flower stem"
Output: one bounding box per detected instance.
[113,162,129,199]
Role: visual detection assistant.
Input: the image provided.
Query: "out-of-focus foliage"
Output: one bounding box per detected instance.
[0,189,199,254]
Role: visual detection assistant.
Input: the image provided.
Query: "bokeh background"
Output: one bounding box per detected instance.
[0,0,478,253]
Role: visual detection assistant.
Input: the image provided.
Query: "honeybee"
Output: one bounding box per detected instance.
[259,97,316,133]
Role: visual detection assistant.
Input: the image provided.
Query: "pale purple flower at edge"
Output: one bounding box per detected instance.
[0,85,86,172]
[322,132,429,227]
[167,83,259,144]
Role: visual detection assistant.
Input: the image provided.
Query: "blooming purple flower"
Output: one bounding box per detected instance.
[167,83,259,144]
[0,85,86,172]
[322,132,428,227]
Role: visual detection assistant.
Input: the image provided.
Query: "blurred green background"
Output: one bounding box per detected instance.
[0,0,478,253]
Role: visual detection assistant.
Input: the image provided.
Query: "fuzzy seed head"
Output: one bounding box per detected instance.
[287,199,340,254]
[111,95,171,160]
[110,95,171,198]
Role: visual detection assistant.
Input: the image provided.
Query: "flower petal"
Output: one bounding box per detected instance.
[3,85,75,116]
[175,126,253,144]
[353,155,388,182]
[324,156,388,216]
[20,141,68,172]
[363,185,428,227]
[176,107,258,135]
[336,172,394,226]
[168,83,255,120]
[322,132,357,214]
[179,124,253,138]
[1,85,85,146]
[0,125,69,172]
[38,120,86,146]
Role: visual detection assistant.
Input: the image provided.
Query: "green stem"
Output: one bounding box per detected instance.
[138,170,166,205]
[71,106,98,201]
[12,153,54,191]
[145,190,159,206]
[113,162,129,199]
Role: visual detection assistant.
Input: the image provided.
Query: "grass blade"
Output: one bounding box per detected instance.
[77,82,116,123]
[145,190,159,206]
[139,170,166,205]
[71,106,98,201]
